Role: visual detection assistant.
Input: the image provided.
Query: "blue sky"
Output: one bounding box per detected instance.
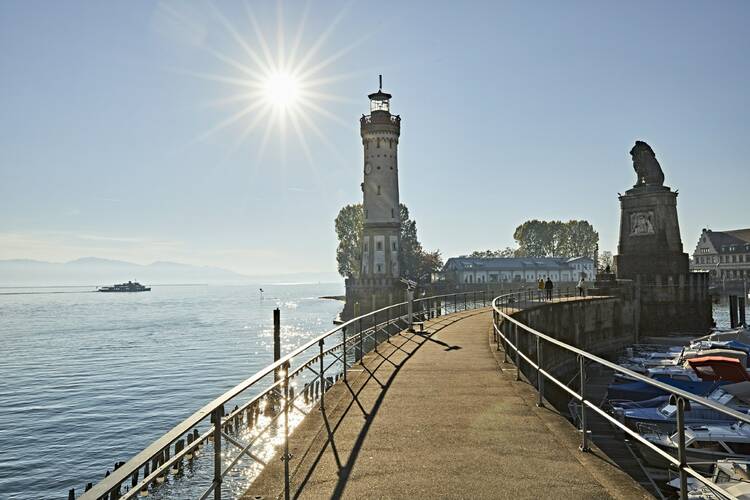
[1,1,748,276]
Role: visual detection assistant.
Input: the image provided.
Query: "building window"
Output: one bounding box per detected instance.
[391,208,394,218]
[376,241,383,251]
[364,241,368,252]
[376,264,382,273]
[377,139,380,148]
[392,241,397,251]
[377,185,381,195]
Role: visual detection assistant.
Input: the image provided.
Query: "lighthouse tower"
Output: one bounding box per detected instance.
[359,77,401,284]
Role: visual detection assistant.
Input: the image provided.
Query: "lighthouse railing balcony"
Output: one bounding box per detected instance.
[359,114,401,126]
[77,289,488,500]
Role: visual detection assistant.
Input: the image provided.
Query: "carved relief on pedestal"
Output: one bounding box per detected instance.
[629,211,655,236]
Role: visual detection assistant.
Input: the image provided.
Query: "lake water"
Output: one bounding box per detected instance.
[0,283,344,500]
[0,284,740,499]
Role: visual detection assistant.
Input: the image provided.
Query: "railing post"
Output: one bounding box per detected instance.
[342,326,347,382]
[473,290,477,308]
[676,397,688,500]
[212,407,222,500]
[282,361,291,500]
[464,293,467,311]
[358,318,363,362]
[373,310,378,353]
[536,336,544,407]
[514,322,520,381]
[319,339,326,412]
[579,355,589,452]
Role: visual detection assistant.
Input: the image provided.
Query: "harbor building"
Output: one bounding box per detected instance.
[691,228,750,280]
[440,256,594,284]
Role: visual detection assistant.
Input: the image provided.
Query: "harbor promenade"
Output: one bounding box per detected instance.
[246,307,650,499]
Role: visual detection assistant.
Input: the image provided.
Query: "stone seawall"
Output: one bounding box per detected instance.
[507,297,636,409]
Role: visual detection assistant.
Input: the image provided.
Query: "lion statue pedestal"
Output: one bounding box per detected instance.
[614,141,689,280]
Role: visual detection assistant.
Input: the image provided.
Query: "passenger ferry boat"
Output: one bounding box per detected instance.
[98,281,151,292]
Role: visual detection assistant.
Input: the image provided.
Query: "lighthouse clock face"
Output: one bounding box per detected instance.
[364,163,372,175]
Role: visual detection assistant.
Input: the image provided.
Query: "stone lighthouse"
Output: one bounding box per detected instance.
[359,77,401,283]
[343,77,403,318]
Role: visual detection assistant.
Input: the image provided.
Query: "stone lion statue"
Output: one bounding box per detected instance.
[630,140,664,186]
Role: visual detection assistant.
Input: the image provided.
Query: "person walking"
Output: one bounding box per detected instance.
[577,277,586,297]
[537,278,545,301]
[545,277,553,301]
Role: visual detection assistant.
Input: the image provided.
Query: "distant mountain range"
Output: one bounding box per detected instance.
[0,257,341,287]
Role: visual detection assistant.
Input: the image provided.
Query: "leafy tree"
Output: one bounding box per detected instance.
[599,250,614,271]
[334,204,364,278]
[513,220,599,258]
[334,203,443,282]
[469,247,517,258]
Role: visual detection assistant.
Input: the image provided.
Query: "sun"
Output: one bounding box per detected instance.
[178,2,368,162]
[262,71,300,109]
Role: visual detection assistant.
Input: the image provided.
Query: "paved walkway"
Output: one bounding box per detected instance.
[246,309,649,499]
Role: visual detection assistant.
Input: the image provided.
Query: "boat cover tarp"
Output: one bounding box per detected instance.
[687,356,750,382]
[607,378,726,402]
[682,348,747,367]
[721,381,750,403]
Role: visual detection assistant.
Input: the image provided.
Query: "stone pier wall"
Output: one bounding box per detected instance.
[507,297,636,409]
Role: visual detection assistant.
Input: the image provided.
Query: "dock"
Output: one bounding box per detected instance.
[245,309,650,499]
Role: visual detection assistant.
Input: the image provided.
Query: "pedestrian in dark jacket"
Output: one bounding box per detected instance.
[545,277,553,300]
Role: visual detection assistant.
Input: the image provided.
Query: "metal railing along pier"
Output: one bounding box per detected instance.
[79,290,489,500]
[492,291,747,500]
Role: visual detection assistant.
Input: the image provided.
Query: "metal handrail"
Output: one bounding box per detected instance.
[80,288,490,500]
[491,290,743,500]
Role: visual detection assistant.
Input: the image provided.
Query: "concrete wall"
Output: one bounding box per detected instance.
[505,297,636,409]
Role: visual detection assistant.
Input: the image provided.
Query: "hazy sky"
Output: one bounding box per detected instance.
[1,1,748,276]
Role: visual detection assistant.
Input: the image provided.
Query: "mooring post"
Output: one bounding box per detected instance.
[212,406,222,500]
[730,295,739,328]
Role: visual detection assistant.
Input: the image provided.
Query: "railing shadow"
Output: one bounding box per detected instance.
[283,309,484,499]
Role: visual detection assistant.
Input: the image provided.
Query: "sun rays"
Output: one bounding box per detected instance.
[175,1,368,164]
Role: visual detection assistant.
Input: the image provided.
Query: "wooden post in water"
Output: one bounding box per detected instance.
[730,295,739,328]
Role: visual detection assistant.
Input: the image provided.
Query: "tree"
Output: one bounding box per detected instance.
[561,220,599,259]
[334,204,364,278]
[469,247,517,258]
[599,250,614,272]
[513,219,599,258]
[334,203,443,282]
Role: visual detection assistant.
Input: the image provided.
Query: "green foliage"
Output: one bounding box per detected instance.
[334,203,443,282]
[513,220,599,259]
[599,250,614,271]
[469,247,517,258]
[334,204,364,278]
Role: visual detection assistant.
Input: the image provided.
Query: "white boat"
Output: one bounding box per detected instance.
[667,459,750,499]
[638,421,750,473]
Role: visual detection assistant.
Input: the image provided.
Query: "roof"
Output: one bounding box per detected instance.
[702,228,750,253]
[442,256,592,273]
